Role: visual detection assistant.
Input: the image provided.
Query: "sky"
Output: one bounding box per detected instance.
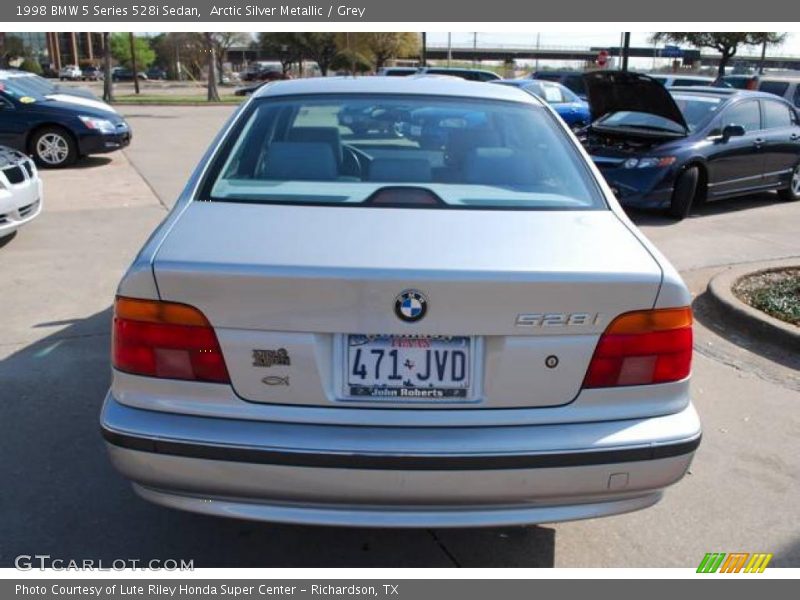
[424,32,800,56]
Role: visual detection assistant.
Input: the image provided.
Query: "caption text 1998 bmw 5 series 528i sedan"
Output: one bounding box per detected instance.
[100,76,701,528]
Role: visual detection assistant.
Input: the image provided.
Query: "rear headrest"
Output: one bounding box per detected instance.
[463,148,537,186]
[446,128,503,166]
[369,158,432,182]
[287,127,343,164]
[262,142,337,181]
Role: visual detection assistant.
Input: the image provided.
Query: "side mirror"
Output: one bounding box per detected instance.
[722,124,746,141]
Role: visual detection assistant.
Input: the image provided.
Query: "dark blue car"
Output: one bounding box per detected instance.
[581,71,800,219]
[493,79,591,129]
[0,70,130,168]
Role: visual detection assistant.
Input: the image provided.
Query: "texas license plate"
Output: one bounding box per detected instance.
[346,335,471,400]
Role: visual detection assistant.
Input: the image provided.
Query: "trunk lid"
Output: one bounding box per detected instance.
[152,202,663,408]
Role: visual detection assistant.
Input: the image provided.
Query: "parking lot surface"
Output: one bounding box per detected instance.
[1,105,798,568]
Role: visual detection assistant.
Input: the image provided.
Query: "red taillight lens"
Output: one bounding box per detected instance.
[112,296,230,383]
[583,307,693,388]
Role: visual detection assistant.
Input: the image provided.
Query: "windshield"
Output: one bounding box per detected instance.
[596,94,723,133]
[203,95,604,210]
[0,73,54,101]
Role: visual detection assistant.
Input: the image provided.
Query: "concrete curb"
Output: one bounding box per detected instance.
[706,258,800,349]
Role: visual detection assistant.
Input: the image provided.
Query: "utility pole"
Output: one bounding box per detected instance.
[421,32,427,67]
[129,32,140,94]
[535,32,540,71]
[473,32,477,67]
[447,32,452,67]
[621,32,631,71]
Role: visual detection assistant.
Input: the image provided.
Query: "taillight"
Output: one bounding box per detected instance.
[583,307,692,388]
[112,296,230,383]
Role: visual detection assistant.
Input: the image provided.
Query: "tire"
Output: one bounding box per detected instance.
[30,126,78,168]
[778,163,800,202]
[667,166,699,220]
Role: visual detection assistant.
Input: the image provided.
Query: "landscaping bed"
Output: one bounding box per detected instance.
[733,268,800,327]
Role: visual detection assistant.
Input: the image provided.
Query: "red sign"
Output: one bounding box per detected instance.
[597,50,609,67]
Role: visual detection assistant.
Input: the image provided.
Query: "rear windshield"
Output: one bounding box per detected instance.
[202,94,604,210]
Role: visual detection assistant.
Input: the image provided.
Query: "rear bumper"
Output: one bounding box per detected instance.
[101,393,700,527]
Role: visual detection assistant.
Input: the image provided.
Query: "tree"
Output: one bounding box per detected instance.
[258,33,305,74]
[335,33,420,70]
[102,32,113,103]
[203,33,220,102]
[109,32,155,70]
[152,33,205,80]
[650,32,787,77]
[208,32,251,83]
[330,49,373,75]
[297,32,338,76]
[19,57,42,75]
[361,33,421,70]
[0,34,25,68]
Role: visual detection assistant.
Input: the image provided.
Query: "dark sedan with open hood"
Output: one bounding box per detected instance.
[581,71,800,219]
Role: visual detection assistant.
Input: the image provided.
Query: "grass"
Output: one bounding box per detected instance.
[110,95,243,105]
[735,269,800,326]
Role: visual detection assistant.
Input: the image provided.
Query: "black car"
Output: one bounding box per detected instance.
[0,71,131,167]
[111,67,146,82]
[145,67,168,80]
[581,71,800,219]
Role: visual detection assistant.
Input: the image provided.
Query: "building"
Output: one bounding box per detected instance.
[0,32,104,71]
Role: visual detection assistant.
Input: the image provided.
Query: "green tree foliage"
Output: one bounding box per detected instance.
[649,32,787,77]
[110,33,155,69]
[296,33,338,76]
[330,49,374,75]
[258,33,305,73]
[0,34,26,68]
[18,57,42,74]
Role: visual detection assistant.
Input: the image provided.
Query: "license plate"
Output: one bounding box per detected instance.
[346,335,471,400]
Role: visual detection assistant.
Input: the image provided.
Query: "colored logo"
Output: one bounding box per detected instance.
[697,553,773,573]
[395,290,428,323]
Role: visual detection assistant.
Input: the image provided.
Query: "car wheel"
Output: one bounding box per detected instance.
[667,166,699,220]
[30,127,78,168]
[778,163,800,201]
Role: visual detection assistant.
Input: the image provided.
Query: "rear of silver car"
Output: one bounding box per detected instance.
[101,78,700,527]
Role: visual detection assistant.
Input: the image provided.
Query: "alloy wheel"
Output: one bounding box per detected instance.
[35,133,70,166]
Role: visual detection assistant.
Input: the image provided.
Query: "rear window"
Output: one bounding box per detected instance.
[202,94,604,210]
[673,78,711,87]
[758,80,790,97]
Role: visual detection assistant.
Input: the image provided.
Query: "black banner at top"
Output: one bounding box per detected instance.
[0,0,791,22]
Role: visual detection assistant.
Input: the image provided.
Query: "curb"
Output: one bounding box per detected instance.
[706,258,800,349]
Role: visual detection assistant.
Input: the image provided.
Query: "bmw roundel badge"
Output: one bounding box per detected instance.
[395,290,428,323]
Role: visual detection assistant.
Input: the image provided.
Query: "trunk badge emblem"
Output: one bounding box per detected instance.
[395,290,428,323]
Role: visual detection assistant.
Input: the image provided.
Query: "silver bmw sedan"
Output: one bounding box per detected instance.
[100,76,700,527]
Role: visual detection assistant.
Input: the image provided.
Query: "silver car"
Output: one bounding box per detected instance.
[101,77,701,528]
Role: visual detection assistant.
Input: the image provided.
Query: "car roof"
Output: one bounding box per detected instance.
[252,76,542,104]
[652,74,713,80]
[669,86,791,101]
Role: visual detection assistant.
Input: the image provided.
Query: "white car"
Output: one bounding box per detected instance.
[0,146,42,239]
[101,77,701,527]
[59,65,82,81]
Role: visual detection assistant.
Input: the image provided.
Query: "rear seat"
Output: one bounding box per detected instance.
[261,142,338,180]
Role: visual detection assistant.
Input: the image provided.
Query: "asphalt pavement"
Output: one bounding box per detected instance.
[1,105,798,568]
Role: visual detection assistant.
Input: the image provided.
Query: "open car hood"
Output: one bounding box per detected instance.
[583,71,689,133]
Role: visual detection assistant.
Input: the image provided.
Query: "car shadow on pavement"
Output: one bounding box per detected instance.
[627,192,784,227]
[71,156,114,170]
[0,231,18,249]
[691,291,800,373]
[0,308,556,568]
